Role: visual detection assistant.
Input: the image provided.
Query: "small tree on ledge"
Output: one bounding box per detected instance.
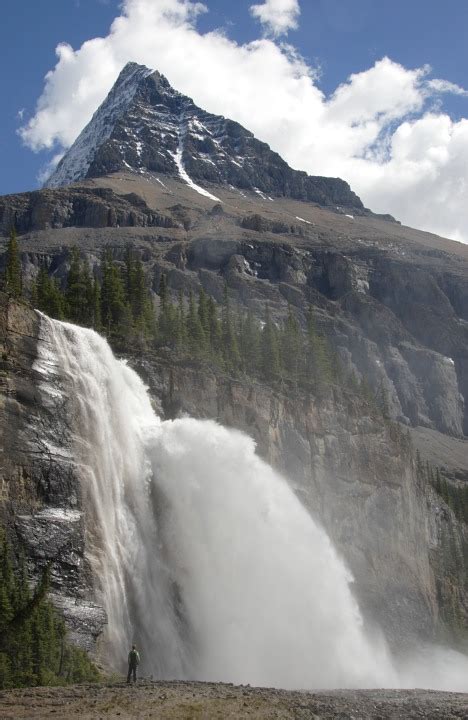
[5,228,22,299]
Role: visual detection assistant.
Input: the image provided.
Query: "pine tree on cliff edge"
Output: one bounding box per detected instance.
[5,229,22,298]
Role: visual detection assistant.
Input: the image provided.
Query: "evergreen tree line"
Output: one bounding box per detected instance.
[25,244,341,391]
[433,471,468,525]
[1,229,22,298]
[2,235,390,401]
[32,247,155,348]
[154,279,342,391]
[416,452,468,525]
[0,530,99,689]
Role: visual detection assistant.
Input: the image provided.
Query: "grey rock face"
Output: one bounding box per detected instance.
[399,343,464,435]
[0,186,178,235]
[0,293,106,651]
[134,356,467,646]
[2,151,468,656]
[1,293,467,659]
[6,210,466,437]
[167,237,467,436]
[45,63,368,212]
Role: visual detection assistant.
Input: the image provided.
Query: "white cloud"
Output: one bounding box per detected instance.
[19,0,468,243]
[36,153,64,186]
[250,0,300,36]
[426,78,468,97]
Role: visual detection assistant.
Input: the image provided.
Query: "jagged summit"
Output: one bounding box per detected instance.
[46,63,153,189]
[45,62,365,212]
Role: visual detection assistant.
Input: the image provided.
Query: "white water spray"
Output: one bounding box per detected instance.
[34,315,468,691]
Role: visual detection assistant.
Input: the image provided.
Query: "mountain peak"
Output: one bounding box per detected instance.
[117,62,174,96]
[119,60,149,76]
[45,62,365,212]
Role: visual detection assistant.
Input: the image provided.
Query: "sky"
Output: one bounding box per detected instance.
[1,0,468,242]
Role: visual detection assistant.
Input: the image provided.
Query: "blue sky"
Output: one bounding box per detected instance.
[1,0,118,194]
[1,0,468,241]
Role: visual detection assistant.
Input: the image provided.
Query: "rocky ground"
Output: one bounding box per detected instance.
[0,681,467,719]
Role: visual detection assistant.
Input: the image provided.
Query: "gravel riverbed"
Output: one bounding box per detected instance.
[0,680,467,719]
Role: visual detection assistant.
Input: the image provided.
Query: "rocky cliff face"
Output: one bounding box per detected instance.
[0,186,179,235]
[0,293,105,651]
[1,294,466,656]
[1,56,467,662]
[135,356,468,647]
[2,186,467,437]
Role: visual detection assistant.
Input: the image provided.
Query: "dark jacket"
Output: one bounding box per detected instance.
[128,649,140,667]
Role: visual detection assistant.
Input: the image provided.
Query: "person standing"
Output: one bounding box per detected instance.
[127,644,140,683]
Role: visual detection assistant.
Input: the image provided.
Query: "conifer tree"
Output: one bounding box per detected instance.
[281,305,301,382]
[122,249,155,345]
[157,273,177,346]
[65,248,88,324]
[158,271,168,309]
[207,295,222,359]
[304,305,331,388]
[260,304,280,381]
[117,302,134,345]
[33,267,65,320]
[174,290,187,349]
[237,308,260,374]
[221,285,241,373]
[83,261,95,325]
[415,449,423,476]
[197,287,210,337]
[91,279,101,331]
[435,467,442,495]
[132,257,147,321]
[100,253,127,336]
[5,229,22,298]
[124,245,135,301]
[186,290,206,355]
[0,530,99,690]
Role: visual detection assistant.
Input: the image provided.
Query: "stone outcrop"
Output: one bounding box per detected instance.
[0,293,105,651]
[4,213,467,437]
[0,187,178,235]
[151,235,467,438]
[0,292,466,656]
[133,355,467,648]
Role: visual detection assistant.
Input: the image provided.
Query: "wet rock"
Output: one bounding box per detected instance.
[0,294,106,651]
[135,356,467,646]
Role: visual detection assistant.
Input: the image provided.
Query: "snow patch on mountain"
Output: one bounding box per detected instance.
[172,148,220,202]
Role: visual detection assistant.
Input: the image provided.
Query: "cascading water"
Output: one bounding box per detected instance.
[34,314,468,691]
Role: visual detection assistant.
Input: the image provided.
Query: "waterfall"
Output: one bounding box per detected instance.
[34,315,468,691]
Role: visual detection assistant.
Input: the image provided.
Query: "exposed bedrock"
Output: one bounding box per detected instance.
[3,226,467,436]
[0,293,105,651]
[0,187,179,234]
[180,237,468,436]
[0,294,467,655]
[134,356,467,647]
